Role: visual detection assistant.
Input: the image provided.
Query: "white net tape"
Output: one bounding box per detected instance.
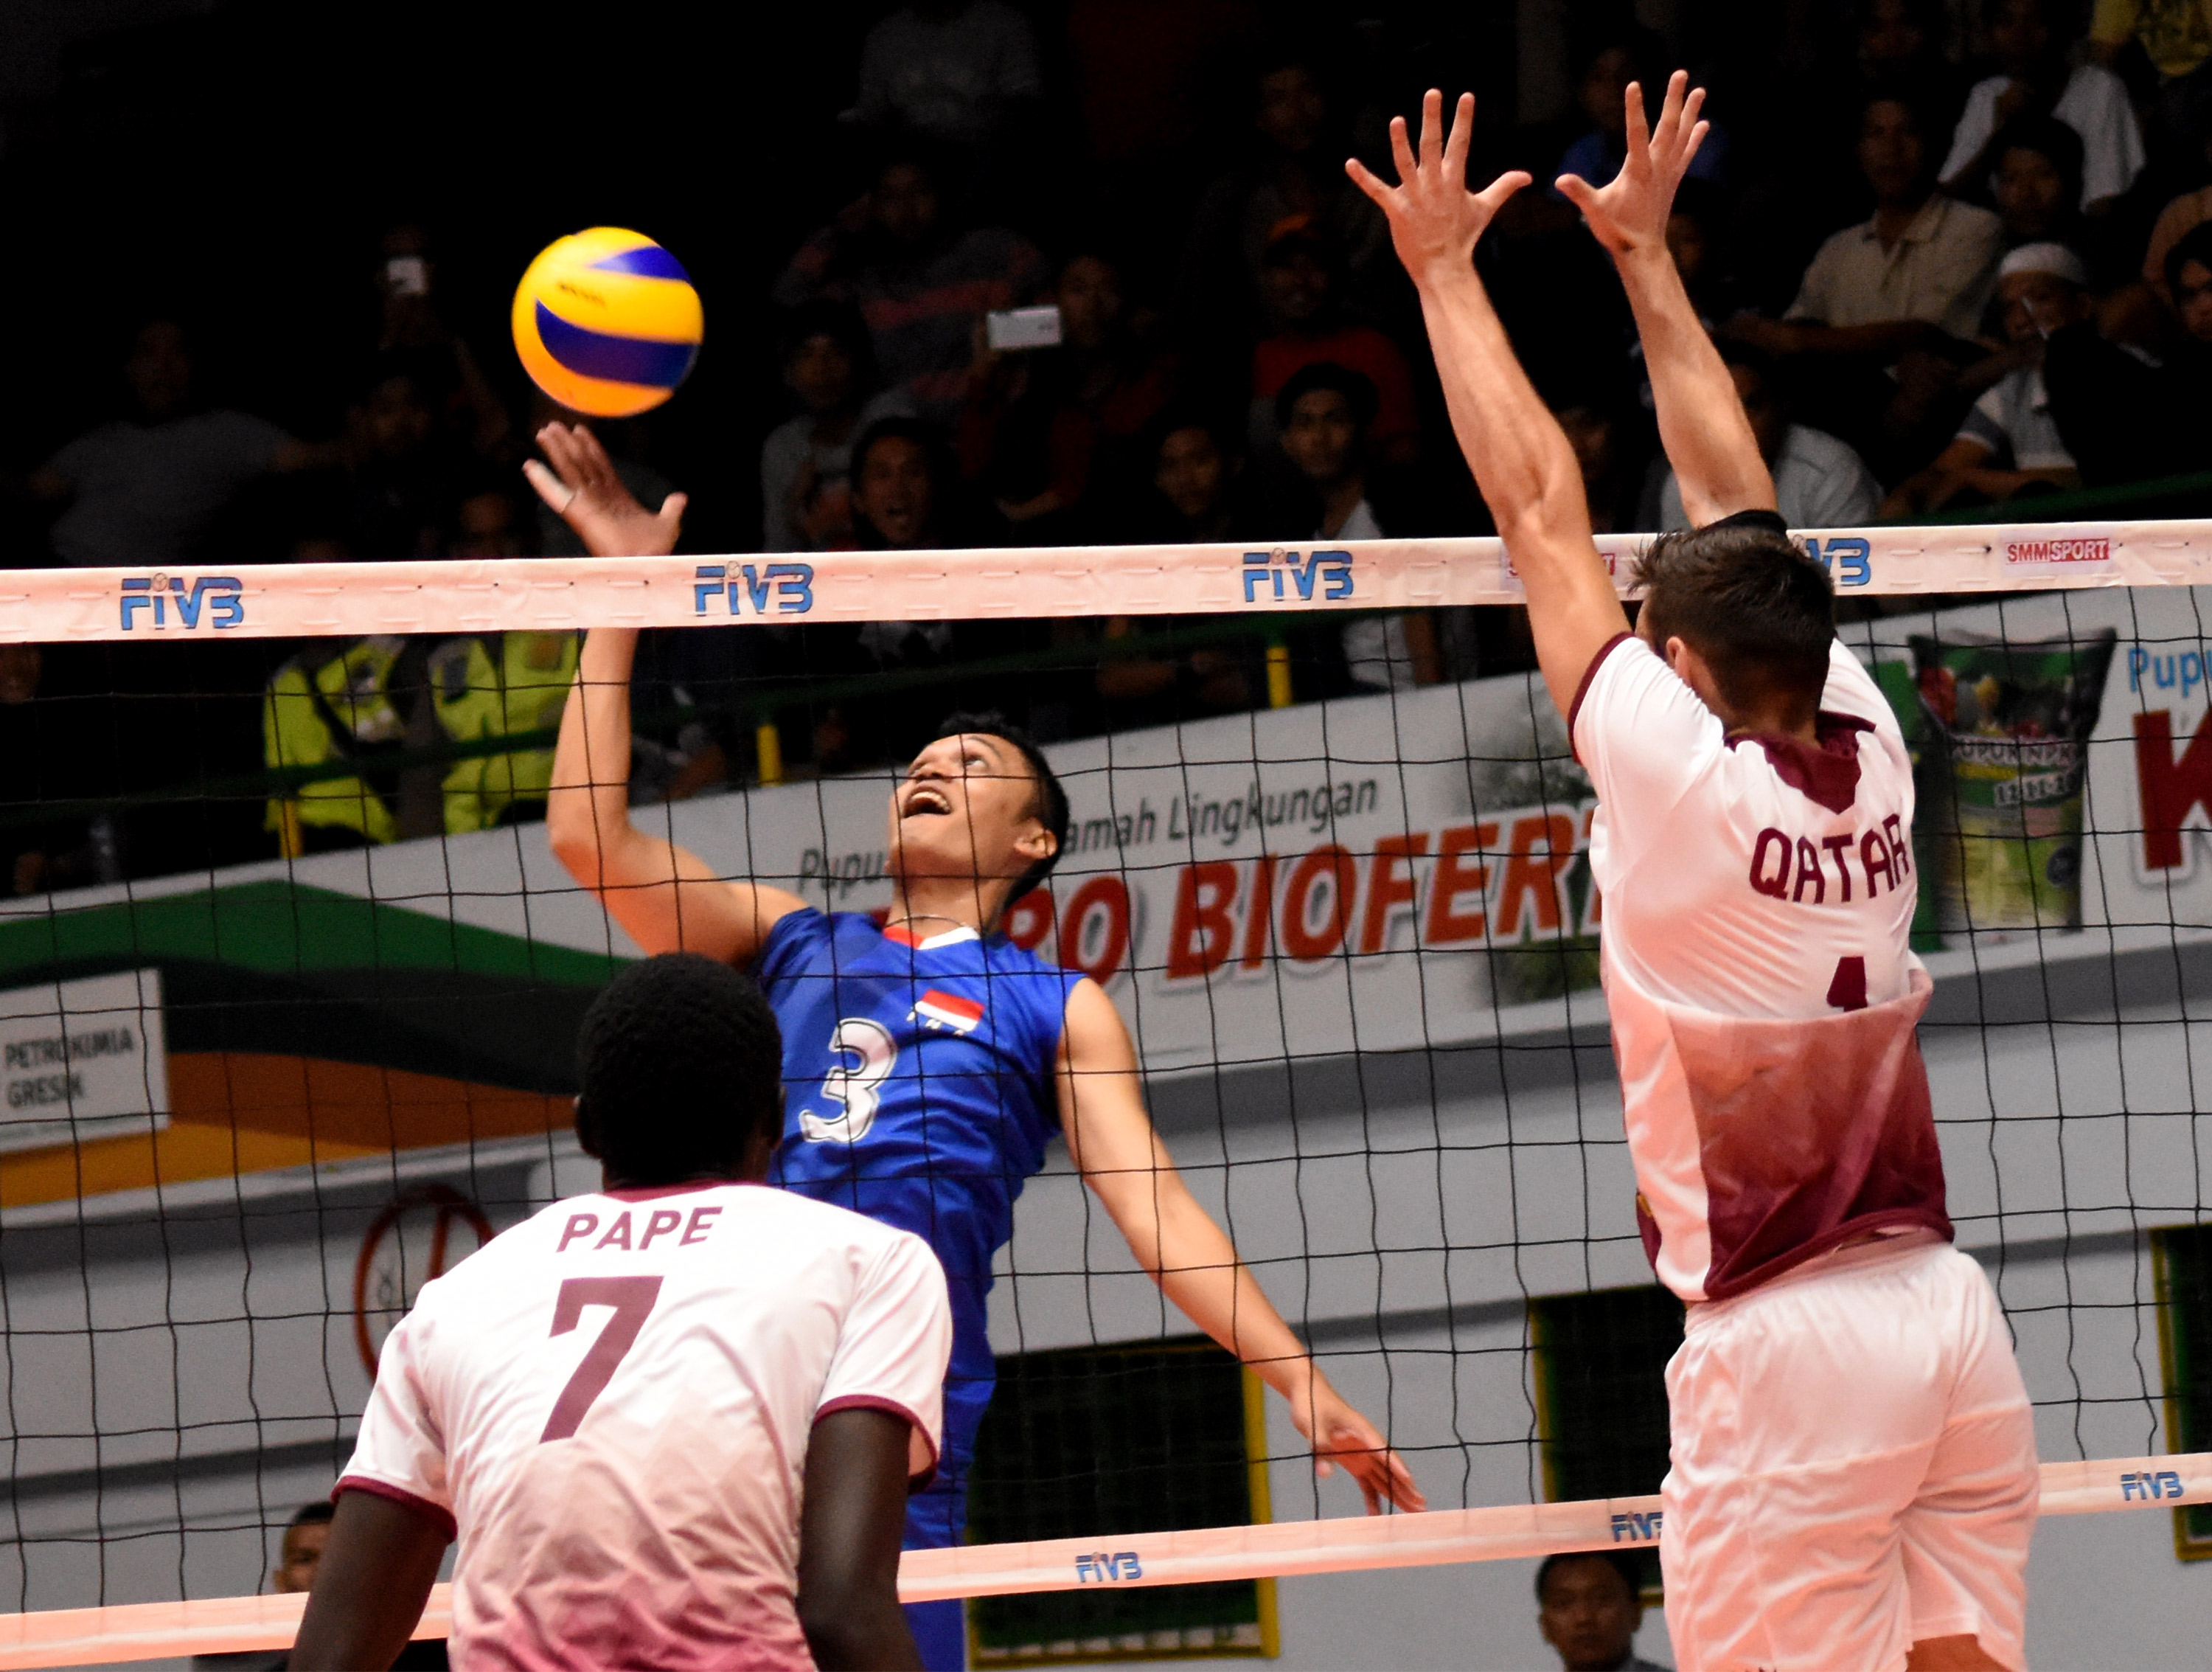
[1,1454,2205,1668]
[0,519,2200,644]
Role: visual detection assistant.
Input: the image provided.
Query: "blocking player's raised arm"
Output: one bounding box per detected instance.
[1557,73,1776,527]
[532,424,805,963]
[1348,93,1627,723]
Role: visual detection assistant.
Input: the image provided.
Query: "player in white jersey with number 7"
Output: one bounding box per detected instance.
[291,954,953,1672]
[1350,74,2038,1672]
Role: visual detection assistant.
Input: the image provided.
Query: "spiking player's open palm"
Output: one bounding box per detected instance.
[1555,71,1710,260]
[1346,91,1530,285]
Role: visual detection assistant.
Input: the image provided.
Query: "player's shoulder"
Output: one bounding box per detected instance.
[739,1184,943,1280]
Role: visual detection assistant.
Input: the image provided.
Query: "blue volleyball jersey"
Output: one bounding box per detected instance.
[755,908,1081,1476]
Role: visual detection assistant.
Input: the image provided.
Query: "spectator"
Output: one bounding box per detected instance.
[2170,218,2212,339]
[2031,222,2212,481]
[1249,218,1420,465]
[2089,0,2212,164]
[1094,415,1258,729]
[372,222,512,463]
[1179,54,1395,357]
[1138,413,1242,544]
[1850,0,1970,130]
[448,487,529,561]
[774,149,1046,423]
[1653,348,1882,530]
[760,302,915,552]
[1761,91,2007,344]
[195,1502,446,1671]
[1559,32,1728,195]
[1551,398,1646,535]
[957,252,1178,538]
[343,370,462,561]
[1880,243,2089,516]
[2142,120,2212,299]
[1272,361,1436,693]
[1535,1551,1666,1672]
[812,417,967,767]
[1941,0,2146,210]
[29,319,335,569]
[1728,91,2003,468]
[1988,116,2090,250]
[848,0,1041,151]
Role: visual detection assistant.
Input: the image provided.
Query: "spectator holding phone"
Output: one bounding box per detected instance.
[957,253,1178,540]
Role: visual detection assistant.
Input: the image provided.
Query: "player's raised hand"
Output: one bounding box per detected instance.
[1295,1378,1427,1515]
[524,422,688,560]
[1346,90,1530,288]
[1556,70,1709,260]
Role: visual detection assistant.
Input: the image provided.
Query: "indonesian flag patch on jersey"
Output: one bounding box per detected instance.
[911,989,984,1034]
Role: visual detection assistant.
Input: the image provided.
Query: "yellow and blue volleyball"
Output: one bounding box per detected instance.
[510,228,703,418]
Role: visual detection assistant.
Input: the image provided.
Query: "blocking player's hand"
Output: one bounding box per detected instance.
[1556,71,1710,261]
[524,422,688,560]
[1346,90,1529,289]
[1295,1377,1427,1515]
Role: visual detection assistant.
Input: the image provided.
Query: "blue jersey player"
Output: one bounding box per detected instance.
[535,423,1424,1671]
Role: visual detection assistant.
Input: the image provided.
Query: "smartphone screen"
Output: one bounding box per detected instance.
[985,305,1062,353]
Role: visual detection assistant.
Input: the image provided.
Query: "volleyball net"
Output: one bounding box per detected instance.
[1,521,2209,1664]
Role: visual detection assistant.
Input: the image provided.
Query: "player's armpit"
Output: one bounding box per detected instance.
[1508,517,1634,724]
[287,1488,449,1672]
[798,1408,924,1672]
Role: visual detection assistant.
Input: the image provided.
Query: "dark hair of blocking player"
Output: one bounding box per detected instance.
[290,957,924,1671]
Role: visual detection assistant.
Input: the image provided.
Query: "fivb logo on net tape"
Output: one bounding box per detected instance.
[692,562,813,617]
[1241,548,1355,604]
[118,575,246,631]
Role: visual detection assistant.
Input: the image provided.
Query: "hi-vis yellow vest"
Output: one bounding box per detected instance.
[264,633,579,847]
[428,632,580,834]
[262,636,408,847]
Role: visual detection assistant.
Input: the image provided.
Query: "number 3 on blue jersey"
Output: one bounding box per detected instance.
[798,1019,898,1144]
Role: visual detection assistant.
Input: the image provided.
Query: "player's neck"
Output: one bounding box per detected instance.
[884,878,996,938]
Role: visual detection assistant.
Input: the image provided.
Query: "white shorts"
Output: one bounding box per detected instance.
[1660,1235,2038,1672]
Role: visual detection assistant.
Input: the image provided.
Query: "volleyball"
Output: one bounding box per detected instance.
[510,226,703,417]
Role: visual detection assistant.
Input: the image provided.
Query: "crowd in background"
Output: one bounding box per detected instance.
[6,0,2212,889]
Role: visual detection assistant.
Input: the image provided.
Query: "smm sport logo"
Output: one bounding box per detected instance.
[1242,549,1354,604]
[119,575,245,631]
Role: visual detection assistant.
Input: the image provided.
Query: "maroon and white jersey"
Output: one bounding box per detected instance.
[1572,634,1952,1303]
[340,1182,951,1672]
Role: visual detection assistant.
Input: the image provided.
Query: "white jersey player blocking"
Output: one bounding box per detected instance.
[341,1182,953,1672]
[1574,634,1950,1303]
[1574,629,2037,1672]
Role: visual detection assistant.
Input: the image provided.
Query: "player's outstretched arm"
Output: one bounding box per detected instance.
[1348,92,1627,721]
[287,1489,449,1671]
[797,1407,925,1671]
[1557,72,1777,526]
[1056,981,1426,1515]
[532,426,805,963]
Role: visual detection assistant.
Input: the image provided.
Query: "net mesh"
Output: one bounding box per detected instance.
[1,528,2208,1654]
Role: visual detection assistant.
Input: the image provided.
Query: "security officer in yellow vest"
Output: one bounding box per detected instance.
[262,631,579,855]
